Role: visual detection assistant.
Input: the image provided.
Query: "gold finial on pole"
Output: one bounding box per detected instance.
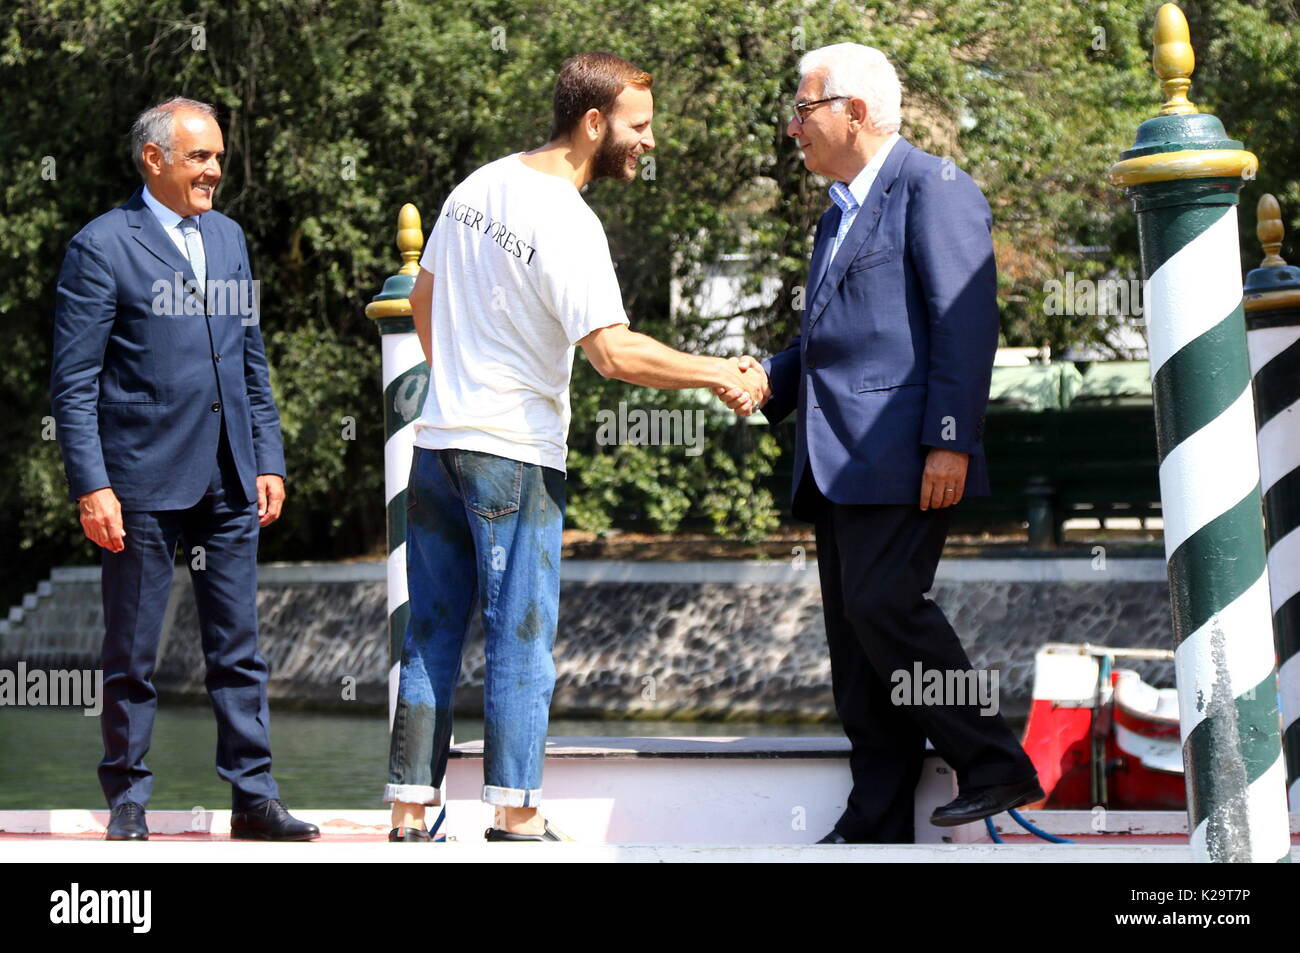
[366,203,425,321]
[1153,3,1197,116]
[396,203,423,276]
[1257,195,1288,268]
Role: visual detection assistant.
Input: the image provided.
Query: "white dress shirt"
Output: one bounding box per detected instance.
[828,132,901,260]
[141,186,204,264]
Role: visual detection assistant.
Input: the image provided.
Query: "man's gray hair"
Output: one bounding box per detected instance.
[799,43,901,135]
[129,97,217,177]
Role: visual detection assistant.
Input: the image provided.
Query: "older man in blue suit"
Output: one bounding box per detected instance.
[51,98,317,841]
[754,44,1042,843]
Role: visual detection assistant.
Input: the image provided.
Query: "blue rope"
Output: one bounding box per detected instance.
[1007,808,1073,844]
[429,806,447,841]
[984,809,1074,844]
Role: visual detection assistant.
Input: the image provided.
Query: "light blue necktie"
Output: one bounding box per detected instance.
[178,216,206,297]
[828,181,860,261]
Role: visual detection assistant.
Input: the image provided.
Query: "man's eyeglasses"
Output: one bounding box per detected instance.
[792,96,846,125]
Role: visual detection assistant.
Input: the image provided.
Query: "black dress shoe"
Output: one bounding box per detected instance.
[105,802,148,841]
[930,775,1045,827]
[230,798,320,841]
[388,827,432,842]
[816,830,850,844]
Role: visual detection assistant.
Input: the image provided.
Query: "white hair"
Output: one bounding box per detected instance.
[798,43,901,134]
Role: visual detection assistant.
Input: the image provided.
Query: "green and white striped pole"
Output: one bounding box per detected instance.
[365,204,430,728]
[1244,194,1300,810]
[1110,4,1290,862]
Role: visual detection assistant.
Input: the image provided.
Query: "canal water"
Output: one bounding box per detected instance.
[0,705,839,810]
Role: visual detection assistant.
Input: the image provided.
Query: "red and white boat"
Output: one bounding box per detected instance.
[1022,643,1186,810]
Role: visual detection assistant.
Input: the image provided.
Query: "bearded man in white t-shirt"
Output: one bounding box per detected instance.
[383,52,771,842]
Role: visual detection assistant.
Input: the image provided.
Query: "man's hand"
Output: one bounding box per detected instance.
[920,448,969,510]
[257,474,286,527]
[735,355,771,409]
[708,357,758,416]
[78,487,126,553]
[711,356,769,415]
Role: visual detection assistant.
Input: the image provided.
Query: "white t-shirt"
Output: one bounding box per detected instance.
[412,153,629,472]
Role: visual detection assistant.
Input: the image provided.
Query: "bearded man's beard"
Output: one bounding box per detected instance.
[590,127,637,182]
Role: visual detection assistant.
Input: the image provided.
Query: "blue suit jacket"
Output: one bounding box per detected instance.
[763,138,999,508]
[51,187,285,510]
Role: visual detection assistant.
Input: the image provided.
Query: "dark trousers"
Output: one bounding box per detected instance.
[797,468,1035,843]
[97,429,278,810]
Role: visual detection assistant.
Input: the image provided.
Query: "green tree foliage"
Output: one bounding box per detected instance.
[2,0,1297,608]
[1179,0,1300,264]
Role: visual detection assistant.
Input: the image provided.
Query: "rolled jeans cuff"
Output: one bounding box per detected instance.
[384,783,441,806]
[482,784,542,808]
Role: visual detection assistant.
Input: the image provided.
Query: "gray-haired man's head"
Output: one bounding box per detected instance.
[797,44,901,134]
[788,43,902,182]
[129,97,224,218]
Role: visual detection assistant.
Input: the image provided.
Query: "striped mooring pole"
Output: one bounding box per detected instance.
[1109,4,1291,862]
[365,204,430,728]
[1244,194,1300,810]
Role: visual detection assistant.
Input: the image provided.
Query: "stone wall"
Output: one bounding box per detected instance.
[2,559,1174,720]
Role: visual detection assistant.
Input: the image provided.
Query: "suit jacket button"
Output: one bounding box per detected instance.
[808,358,817,369]
[213,353,222,363]
[211,401,221,413]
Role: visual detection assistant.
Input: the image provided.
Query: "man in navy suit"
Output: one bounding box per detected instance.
[51,98,317,841]
[754,44,1042,843]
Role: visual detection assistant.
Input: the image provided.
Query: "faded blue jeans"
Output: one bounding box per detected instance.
[384,447,565,808]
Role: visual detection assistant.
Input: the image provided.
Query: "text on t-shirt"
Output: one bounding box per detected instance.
[445,199,538,266]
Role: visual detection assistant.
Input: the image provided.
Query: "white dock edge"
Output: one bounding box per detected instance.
[0,840,1237,863]
[9,735,1297,861]
[4,810,1298,864]
[8,807,1295,838]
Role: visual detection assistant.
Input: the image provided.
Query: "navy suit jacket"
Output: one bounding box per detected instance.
[763,138,999,507]
[51,187,285,510]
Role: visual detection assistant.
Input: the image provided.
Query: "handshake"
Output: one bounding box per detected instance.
[710,355,770,417]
